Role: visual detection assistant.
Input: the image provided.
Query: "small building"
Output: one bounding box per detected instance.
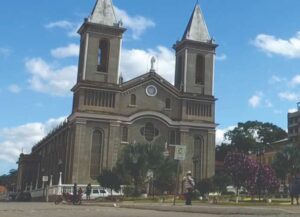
[288,103,300,145]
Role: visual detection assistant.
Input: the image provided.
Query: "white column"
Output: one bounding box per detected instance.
[49,175,53,187]
[58,172,62,195]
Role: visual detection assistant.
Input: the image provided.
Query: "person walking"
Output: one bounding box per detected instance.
[86,183,92,200]
[183,171,195,205]
[290,174,300,205]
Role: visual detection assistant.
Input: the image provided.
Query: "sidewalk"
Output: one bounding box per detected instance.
[82,201,300,215]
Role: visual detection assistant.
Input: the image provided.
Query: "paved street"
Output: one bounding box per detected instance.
[1,202,300,217]
[0,202,214,217]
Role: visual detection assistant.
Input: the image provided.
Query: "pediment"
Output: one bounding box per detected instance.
[120,72,180,98]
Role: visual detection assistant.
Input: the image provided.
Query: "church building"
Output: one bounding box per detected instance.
[17,0,218,191]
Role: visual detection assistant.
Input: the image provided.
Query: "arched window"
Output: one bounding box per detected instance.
[130,94,136,105]
[90,130,103,179]
[122,126,128,142]
[97,40,109,72]
[165,98,171,109]
[195,55,205,85]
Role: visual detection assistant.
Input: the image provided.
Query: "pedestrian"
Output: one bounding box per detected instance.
[78,187,83,195]
[72,183,77,204]
[86,183,92,200]
[183,171,195,205]
[290,174,300,205]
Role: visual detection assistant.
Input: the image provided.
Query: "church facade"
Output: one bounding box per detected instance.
[17,0,217,190]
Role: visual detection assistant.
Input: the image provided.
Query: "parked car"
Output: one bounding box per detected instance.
[83,188,109,199]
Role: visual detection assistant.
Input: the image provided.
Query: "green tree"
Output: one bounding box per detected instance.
[97,169,122,196]
[215,143,233,161]
[153,157,177,194]
[196,178,214,197]
[212,171,232,193]
[115,143,165,195]
[0,169,17,191]
[225,121,287,153]
[272,145,300,181]
[115,143,178,196]
[272,151,290,184]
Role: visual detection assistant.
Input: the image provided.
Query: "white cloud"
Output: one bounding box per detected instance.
[115,7,155,40]
[45,20,74,29]
[248,92,273,108]
[290,75,300,86]
[51,44,79,58]
[67,23,81,38]
[288,108,298,113]
[0,48,12,57]
[269,75,285,84]
[216,126,235,146]
[8,84,21,93]
[0,117,66,163]
[45,20,80,38]
[216,53,227,61]
[278,91,299,101]
[25,58,77,96]
[121,46,175,83]
[44,6,155,40]
[265,100,273,108]
[248,93,262,108]
[254,32,300,58]
[25,45,173,95]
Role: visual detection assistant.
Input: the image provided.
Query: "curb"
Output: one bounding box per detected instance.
[81,202,300,215]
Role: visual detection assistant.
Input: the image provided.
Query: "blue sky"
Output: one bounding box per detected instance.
[1,0,300,175]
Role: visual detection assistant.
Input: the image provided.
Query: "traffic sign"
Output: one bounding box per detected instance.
[174,145,186,160]
[42,176,48,182]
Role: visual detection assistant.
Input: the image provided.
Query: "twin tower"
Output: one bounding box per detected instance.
[76,0,217,95]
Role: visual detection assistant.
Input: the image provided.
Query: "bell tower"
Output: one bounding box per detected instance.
[174,3,218,95]
[77,0,126,84]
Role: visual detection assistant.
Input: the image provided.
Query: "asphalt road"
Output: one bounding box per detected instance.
[0,202,300,217]
[0,202,214,217]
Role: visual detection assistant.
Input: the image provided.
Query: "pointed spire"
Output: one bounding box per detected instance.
[182,4,210,42]
[90,0,117,26]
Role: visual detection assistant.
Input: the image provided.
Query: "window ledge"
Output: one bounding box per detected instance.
[95,71,108,74]
[194,84,204,87]
[128,104,137,108]
[164,108,172,111]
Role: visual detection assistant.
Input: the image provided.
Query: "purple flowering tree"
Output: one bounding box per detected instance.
[225,152,280,200]
[246,164,279,197]
[260,165,280,193]
[224,153,257,196]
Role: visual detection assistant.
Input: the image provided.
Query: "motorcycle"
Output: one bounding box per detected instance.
[54,192,82,205]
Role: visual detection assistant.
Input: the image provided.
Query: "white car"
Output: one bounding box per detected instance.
[83,188,109,199]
